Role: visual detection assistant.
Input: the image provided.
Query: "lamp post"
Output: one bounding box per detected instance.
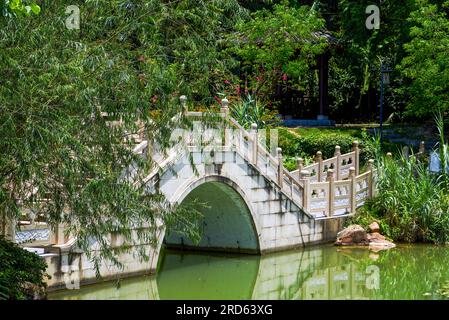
[379,63,392,146]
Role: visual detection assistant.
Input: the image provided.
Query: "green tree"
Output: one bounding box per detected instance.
[399,0,449,116]
[229,1,327,99]
[0,238,48,300]
[0,0,247,273]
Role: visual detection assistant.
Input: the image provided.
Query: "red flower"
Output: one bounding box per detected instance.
[282,73,288,82]
[213,96,222,105]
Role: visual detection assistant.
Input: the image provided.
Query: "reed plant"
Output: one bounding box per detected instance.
[350,113,449,244]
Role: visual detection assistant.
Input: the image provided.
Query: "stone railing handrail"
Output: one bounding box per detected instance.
[290,143,360,183]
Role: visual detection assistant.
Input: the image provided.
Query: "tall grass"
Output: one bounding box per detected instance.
[371,152,449,243]
[350,113,449,244]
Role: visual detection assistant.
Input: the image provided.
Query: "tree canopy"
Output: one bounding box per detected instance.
[0,0,247,271]
[399,0,449,116]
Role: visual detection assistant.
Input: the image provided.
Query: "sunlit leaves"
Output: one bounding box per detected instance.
[398,0,449,116]
[1,0,40,17]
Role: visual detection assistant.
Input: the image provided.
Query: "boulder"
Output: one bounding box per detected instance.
[368,222,380,233]
[335,225,368,245]
[367,232,386,242]
[335,224,395,251]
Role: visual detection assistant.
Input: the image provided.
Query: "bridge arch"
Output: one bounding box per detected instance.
[163,175,262,255]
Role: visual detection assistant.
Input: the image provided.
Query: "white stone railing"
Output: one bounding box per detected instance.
[178,97,375,219]
[291,142,360,183]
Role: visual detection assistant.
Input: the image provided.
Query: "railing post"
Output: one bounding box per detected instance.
[315,151,323,182]
[326,169,335,217]
[50,224,66,245]
[352,141,360,176]
[367,159,375,198]
[334,145,341,180]
[418,141,425,160]
[403,146,410,159]
[1,216,15,242]
[349,167,357,214]
[277,147,283,188]
[297,157,304,180]
[251,123,258,165]
[300,170,311,211]
[419,141,425,154]
[221,98,229,147]
[180,95,187,113]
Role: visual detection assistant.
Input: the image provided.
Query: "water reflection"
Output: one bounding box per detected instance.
[49,244,449,300]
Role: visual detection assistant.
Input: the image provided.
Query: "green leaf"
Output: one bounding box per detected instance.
[30,3,40,15]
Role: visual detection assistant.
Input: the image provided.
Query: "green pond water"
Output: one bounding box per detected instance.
[49,244,449,300]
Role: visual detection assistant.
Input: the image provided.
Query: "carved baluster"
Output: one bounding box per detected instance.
[221,98,229,147]
[297,157,304,181]
[327,169,335,217]
[1,216,15,242]
[180,95,187,113]
[352,141,360,176]
[251,123,258,165]
[300,170,311,211]
[315,151,323,182]
[277,148,283,188]
[50,224,67,245]
[419,141,425,154]
[367,159,375,198]
[334,145,341,180]
[349,167,356,214]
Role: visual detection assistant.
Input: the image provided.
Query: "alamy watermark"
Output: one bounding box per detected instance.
[65,5,80,30]
[366,5,380,30]
[61,256,80,290]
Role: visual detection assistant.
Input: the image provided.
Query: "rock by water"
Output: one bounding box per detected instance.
[335,223,395,251]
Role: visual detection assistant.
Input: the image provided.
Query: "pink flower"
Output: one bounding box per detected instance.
[235,86,241,95]
[151,95,158,103]
[224,80,231,85]
[282,73,288,82]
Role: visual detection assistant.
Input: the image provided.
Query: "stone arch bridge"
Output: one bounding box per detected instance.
[4,97,376,289]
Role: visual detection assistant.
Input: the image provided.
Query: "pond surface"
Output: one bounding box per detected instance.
[49,244,449,300]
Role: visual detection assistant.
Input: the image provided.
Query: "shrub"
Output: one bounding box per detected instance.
[0,238,48,300]
[229,94,280,129]
[278,127,368,168]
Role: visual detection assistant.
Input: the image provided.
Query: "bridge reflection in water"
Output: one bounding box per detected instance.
[49,245,384,300]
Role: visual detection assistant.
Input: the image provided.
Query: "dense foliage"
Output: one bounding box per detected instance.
[0,238,48,299]
[278,127,377,170]
[229,1,327,102]
[349,115,449,244]
[229,94,280,129]
[399,0,449,116]
[0,0,248,273]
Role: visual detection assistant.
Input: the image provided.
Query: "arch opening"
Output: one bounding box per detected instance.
[164,181,260,254]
